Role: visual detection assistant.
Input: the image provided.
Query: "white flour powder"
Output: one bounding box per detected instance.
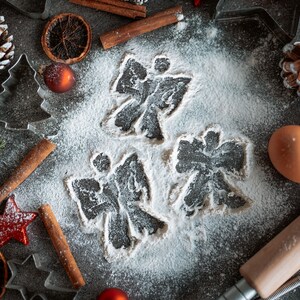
[14,14,293,281]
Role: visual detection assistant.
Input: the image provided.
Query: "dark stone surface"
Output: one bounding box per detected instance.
[0,0,300,299]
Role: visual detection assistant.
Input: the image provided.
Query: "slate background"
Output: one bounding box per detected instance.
[0,0,300,299]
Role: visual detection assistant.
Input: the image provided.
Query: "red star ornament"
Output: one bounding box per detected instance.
[0,195,38,247]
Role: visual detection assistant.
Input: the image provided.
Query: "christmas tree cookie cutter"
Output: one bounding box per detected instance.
[6,253,78,300]
[1,0,51,20]
[0,53,52,132]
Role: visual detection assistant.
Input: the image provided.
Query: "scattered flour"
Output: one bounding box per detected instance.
[125,0,147,4]
[11,14,294,297]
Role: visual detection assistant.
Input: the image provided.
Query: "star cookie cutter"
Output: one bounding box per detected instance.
[1,0,51,20]
[6,254,78,300]
[214,0,300,44]
[0,54,52,132]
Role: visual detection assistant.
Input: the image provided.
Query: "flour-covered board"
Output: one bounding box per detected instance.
[0,0,300,299]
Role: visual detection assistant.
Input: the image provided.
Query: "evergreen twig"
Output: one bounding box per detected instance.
[0,140,6,150]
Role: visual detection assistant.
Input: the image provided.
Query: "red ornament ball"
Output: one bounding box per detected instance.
[97,288,129,300]
[43,63,76,93]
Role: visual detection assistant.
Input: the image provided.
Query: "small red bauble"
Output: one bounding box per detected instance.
[97,288,129,300]
[194,0,201,7]
[43,63,76,93]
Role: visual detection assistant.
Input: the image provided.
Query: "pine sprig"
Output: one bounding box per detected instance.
[0,140,5,150]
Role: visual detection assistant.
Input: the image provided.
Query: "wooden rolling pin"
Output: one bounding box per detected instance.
[240,215,300,298]
[218,215,300,300]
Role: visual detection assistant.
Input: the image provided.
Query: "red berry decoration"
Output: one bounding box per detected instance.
[43,63,76,93]
[0,195,38,247]
[194,0,201,7]
[97,288,129,300]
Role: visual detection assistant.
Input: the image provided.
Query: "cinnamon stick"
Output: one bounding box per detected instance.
[0,139,56,203]
[39,204,85,289]
[100,5,183,50]
[95,0,146,13]
[0,252,8,298]
[70,0,146,19]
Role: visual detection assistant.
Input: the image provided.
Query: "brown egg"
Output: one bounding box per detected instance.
[268,125,300,183]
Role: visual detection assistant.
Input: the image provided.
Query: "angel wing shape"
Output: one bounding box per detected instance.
[71,154,165,250]
[115,57,148,100]
[140,76,191,139]
[109,56,191,140]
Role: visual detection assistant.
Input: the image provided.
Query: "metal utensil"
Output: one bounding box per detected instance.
[0,0,51,19]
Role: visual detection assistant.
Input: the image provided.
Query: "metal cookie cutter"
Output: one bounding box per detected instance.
[214,0,300,44]
[6,254,78,300]
[0,0,51,20]
[0,53,52,133]
[291,17,300,44]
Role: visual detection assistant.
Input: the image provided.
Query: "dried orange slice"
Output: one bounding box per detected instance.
[41,13,92,64]
[0,252,8,298]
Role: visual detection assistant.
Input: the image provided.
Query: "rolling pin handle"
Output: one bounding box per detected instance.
[217,279,257,300]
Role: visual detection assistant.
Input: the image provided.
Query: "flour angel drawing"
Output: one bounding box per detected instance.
[172,125,252,216]
[103,54,192,141]
[67,153,166,257]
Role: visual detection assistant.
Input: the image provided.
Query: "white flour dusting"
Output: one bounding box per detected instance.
[13,14,292,283]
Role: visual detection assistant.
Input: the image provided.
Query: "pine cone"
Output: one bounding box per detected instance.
[281,43,300,96]
[0,16,14,71]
